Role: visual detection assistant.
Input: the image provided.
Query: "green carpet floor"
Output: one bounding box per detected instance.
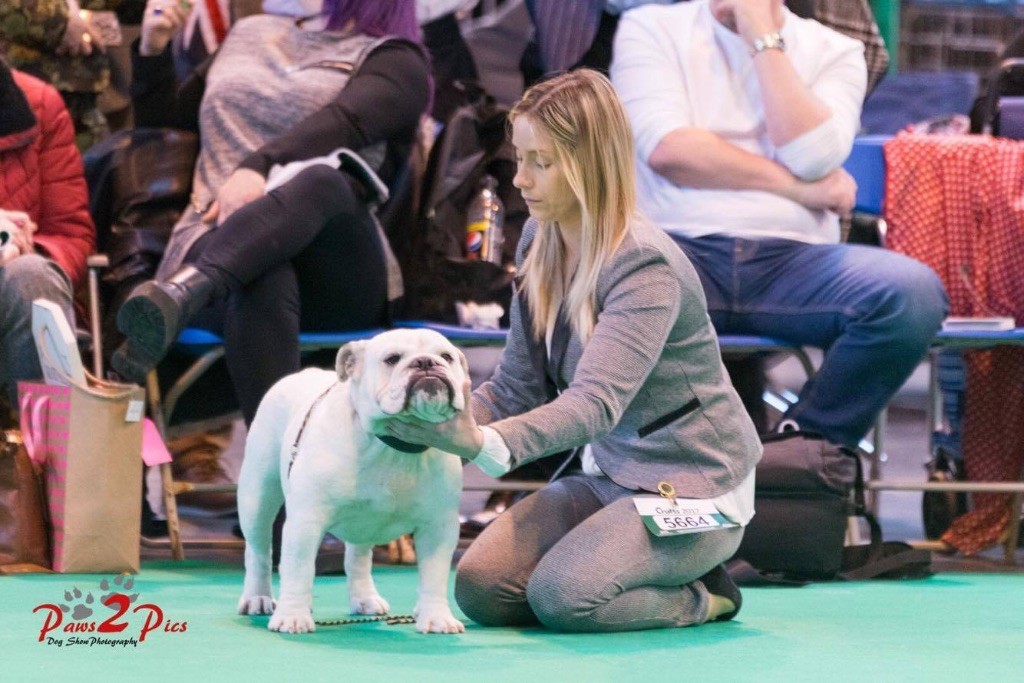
[2,561,1021,682]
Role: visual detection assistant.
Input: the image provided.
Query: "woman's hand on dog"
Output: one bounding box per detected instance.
[382,381,484,460]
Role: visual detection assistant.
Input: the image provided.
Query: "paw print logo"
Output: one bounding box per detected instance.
[59,588,95,621]
[99,574,139,606]
[59,575,139,621]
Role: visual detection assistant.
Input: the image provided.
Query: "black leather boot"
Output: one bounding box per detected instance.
[112,266,216,382]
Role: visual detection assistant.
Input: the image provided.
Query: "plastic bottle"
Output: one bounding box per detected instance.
[465,175,504,264]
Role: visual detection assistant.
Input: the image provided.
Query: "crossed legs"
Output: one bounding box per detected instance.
[115,165,389,422]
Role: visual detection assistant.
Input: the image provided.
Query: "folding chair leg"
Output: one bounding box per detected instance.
[1005,492,1023,566]
[145,370,186,560]
[866,410,887,516]
[86,255,108,377]
[161,461,185,560]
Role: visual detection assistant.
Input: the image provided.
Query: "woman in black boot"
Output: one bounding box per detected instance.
[113,0,429,424]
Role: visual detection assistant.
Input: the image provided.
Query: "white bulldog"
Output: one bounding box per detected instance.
[236,329,468,634]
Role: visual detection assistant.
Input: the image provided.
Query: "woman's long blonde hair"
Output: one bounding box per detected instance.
[510,69,638,344]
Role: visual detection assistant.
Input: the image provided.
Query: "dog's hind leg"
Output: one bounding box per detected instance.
[237,412,285,617]
[237,484,283,616]
[345,543,391,615]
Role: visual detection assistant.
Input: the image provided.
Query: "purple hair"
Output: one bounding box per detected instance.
[322,0,420,43]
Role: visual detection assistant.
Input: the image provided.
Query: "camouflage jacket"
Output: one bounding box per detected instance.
[0,0,123,94]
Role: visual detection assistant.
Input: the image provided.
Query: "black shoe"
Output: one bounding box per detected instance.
[112,266,215,381]
[697,563,742,622]
[141,517,168,538]
[141,498,169,538]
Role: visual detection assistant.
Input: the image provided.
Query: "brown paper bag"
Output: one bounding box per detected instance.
[18,377,145,573]
[0,430,51,572]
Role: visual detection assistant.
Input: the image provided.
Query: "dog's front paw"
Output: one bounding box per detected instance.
[238,593,276,616]
[350,593,390,616]
[414,603,465,634]
[268,606,316,633]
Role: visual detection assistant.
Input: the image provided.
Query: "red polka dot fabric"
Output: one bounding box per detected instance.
[885,133,1024,555]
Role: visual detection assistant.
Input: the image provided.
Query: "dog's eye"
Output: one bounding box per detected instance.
[441,353,454,363]
[384,354,402,366]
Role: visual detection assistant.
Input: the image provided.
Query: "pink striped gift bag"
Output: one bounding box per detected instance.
[17,377,145,573]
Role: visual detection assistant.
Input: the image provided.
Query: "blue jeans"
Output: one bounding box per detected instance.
[0,254,74,407]
[672,234,949,447]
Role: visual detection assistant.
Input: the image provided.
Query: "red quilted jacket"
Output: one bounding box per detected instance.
[0,69,94,290]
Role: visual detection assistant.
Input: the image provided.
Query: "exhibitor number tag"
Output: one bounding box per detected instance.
[632,496,739,537]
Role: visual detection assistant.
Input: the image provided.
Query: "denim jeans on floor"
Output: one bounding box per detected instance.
[0,254,74,407]
[672,234,949,447]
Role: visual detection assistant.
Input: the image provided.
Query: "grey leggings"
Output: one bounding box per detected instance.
[455,475,744,632]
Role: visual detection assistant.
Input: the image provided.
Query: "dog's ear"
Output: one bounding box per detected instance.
[336,341,368,382]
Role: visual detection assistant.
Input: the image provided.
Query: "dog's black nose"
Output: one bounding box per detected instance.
[410,356,437,370]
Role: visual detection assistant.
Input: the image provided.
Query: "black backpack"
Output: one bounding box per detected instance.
[401,86,529,326]
[728,431,932,585]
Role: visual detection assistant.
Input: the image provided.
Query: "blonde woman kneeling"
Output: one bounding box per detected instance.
[383,70,761,632]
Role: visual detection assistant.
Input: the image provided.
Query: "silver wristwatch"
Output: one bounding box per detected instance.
[751,32,786,56]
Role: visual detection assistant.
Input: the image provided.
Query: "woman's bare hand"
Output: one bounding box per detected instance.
[203,168,267,225]
[0,210,37,266]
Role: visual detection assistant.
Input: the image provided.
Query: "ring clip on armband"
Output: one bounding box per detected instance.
[751,32,786,56]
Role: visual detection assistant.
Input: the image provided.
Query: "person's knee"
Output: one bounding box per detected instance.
[278,164,362,212]
[901,260,947,315]
[0,255,72,319]
[524,561,593,632]
[453,553,514,627]
[0,254,72,303]
[869,257,948,345]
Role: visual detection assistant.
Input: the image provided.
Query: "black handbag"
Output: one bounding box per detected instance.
[733,431,856,580]
[729,431,931,584]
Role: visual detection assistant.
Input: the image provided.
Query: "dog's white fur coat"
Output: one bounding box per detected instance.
[237,329,467,634]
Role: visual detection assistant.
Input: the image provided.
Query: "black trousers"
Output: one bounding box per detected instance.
[185,165,389,424]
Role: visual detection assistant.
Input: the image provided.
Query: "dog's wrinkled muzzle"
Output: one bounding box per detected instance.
[407,372,455,403]
[405,371,457,422]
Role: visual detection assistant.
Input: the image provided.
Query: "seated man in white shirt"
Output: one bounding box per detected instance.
[611,0,948,448]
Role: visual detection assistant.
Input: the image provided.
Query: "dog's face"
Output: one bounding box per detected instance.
[336,329,469,424]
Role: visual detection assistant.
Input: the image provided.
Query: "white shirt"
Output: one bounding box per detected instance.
[610,1,867,244]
